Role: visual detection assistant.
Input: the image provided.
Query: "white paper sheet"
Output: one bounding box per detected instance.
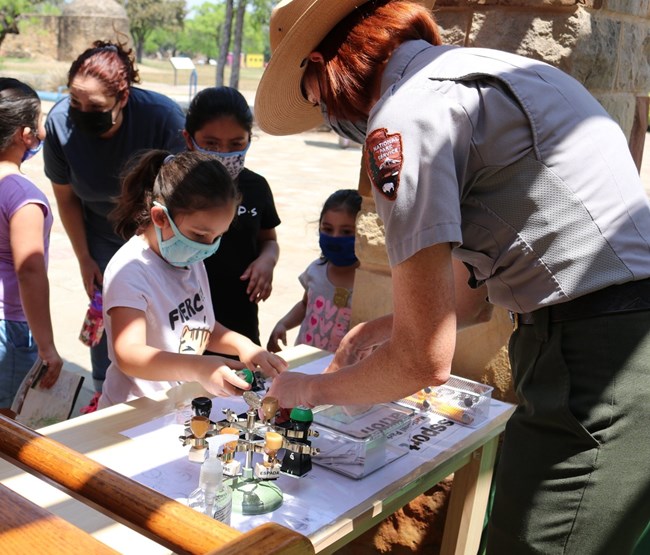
[118,355,512,538]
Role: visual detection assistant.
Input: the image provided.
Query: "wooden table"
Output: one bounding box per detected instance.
[0,345,514,554]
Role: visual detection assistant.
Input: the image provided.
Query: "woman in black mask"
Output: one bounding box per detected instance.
[43,40,186,411]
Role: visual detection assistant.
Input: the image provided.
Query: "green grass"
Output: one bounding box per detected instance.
[0,57,70,91]
[138,60,264,91]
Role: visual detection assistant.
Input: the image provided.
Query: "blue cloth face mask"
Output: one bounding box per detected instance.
[153,201,222,267]
[191,138,250,179]
[319,233,358,267]
[21,138,42,163]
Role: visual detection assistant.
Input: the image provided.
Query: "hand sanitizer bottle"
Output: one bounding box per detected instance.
[188,434,238,524]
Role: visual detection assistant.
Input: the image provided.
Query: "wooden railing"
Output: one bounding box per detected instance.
[0,481,120,554]
[0,414,314,555]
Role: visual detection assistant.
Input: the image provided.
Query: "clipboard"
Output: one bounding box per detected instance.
[10,358,85,428]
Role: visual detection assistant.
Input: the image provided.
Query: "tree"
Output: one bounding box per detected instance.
[248,0,273,59]
[215,0,233,87]
[0,0,41,49]
[145,26,184,58]
[141,0,270,77]
[218,0,272,89]
[121,0,186,62]
[229,0,246,89]
[179,3,225,61]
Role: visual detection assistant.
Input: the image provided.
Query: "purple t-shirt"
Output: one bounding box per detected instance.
[0,174,53,321]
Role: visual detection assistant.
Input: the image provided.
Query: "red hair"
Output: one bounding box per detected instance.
[303,0,442,122]
[67,40,140,99]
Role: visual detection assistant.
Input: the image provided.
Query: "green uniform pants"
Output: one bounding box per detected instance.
[487,309,650,554]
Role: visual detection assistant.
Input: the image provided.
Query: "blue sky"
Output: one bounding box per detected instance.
[186,0,205,10]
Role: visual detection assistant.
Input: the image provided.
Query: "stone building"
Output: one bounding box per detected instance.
[0,0,130,61]
[57,0,130,61]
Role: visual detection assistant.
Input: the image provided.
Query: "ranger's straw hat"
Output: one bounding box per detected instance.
[254,0,370,136]
[255,0,435,136]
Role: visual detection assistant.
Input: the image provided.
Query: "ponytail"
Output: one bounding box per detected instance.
[111,149,169,239]
[111,149,240,240]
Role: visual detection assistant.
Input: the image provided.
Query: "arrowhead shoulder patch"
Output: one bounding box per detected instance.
[365,128,403,201]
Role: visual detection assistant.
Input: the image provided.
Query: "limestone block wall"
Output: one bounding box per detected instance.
[432,0,650,161]
[351,0,650,397]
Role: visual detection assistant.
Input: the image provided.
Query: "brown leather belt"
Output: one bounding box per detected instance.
[510,277,650,327]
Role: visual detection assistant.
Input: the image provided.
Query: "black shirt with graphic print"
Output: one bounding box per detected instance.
[203,168,280,345]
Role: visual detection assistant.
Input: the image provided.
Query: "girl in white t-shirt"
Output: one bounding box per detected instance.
[97,150,287,408]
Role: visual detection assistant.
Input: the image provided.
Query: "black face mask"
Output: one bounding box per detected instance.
[68,101,118,137]
[320,102,367,145]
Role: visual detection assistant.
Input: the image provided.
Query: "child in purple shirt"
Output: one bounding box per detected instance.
[0,78,62,407]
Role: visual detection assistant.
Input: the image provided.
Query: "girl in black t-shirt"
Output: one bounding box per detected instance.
[183,87,281,347]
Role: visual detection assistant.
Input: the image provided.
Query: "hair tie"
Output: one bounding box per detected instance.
[103,45,118,53]
[163,154,175,165]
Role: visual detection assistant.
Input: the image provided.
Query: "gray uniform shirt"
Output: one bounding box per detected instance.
[367,40,650,313]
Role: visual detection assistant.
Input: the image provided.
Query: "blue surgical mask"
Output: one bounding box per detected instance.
[320,103,367,145]
[191,138,250,179]
[22,139,43,163]
[319,233,358,267]
[153,201,222,267]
